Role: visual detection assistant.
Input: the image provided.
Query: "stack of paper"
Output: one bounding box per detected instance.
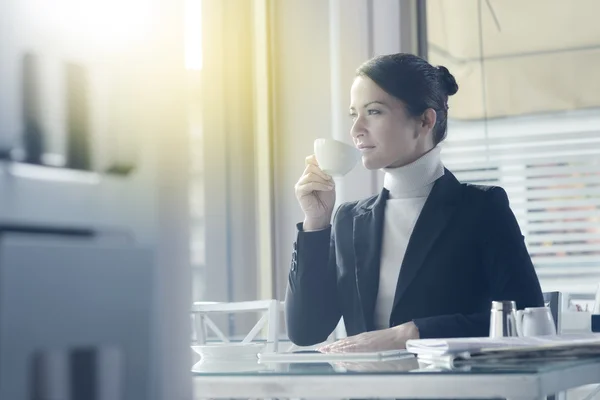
[406,333,600,363]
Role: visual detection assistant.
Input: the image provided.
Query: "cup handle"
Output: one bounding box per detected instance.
[546,308,557,335]
[516,310,525,337]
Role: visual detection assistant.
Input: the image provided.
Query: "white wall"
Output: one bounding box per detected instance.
[271,0,335,298]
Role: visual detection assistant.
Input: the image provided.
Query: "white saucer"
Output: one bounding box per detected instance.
[191,342,265,361]
[191,359,268,373]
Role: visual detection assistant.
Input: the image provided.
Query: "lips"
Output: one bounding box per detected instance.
[357,144,375,151]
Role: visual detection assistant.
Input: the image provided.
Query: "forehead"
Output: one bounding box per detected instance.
[350,76,405,110]
[350,76,389,101]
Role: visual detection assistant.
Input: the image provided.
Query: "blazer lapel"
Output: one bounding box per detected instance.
[353,188,388,332]
[391,169,463,313]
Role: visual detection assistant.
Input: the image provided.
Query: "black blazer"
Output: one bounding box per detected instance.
[285,169,544,346]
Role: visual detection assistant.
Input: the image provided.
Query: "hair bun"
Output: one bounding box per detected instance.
[437,66,459,96]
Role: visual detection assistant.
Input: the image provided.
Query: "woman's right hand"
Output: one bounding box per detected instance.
[295,155,336,231]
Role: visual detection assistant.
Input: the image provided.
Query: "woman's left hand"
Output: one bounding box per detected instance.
[318,321,420,353]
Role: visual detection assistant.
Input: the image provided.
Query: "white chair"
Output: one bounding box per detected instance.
[191,299,281,353]
[191,300,342,353]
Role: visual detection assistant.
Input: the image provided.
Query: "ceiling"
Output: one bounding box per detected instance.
[426,0,600,120]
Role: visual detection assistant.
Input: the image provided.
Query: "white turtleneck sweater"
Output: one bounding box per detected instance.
[374,147,445,330]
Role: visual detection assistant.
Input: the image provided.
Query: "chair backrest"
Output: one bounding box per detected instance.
[191,300,342,354]
[191,300,280,353]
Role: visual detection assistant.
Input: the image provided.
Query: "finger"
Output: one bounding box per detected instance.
[297,172,334,187]
[328,345,359,354]
[327,341,356,351]
[295,181,335,196]
[303,163,332,181]
[305,154,319,167]
[318,341,340,351]
[320,339,352,352]
[327,336,371,352]
[326,339,351,347]
[320,345,342,353]
[341,344,362,353]
[318,342,340,353]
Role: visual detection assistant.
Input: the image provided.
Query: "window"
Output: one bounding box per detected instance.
[426,0,600,295]
[185,0,206,301]
[184,0,275,307]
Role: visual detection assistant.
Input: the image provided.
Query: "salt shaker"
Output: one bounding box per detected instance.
[489,300,519,338]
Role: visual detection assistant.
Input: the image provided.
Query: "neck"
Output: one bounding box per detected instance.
[388,141,435,168]
[383,146,444,199]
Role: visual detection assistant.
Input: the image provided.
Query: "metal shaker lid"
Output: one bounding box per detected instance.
[491,300,517,311]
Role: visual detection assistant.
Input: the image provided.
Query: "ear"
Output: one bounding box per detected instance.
[420,108,437,134]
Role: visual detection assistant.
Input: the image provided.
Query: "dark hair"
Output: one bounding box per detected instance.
[356,53,458,145]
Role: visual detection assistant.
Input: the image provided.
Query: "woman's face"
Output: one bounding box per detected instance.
[349,76,435,170]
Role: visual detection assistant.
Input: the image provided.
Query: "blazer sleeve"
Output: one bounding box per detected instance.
[285,210,342,346]
[413,187,544,339]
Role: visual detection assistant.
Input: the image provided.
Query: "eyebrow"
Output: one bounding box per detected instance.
[349,101,388,110]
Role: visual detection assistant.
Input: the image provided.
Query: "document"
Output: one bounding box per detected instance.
[406,333,600,361]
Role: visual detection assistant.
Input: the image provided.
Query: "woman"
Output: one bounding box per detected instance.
[285,53,544,352]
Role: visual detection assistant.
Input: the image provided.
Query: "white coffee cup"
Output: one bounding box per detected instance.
[314,138,361,177]
[516,307,557,337]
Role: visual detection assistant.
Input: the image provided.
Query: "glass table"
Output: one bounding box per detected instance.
[193,355,600,399]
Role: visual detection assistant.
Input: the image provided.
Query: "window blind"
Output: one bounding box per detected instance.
[441,109,600,294]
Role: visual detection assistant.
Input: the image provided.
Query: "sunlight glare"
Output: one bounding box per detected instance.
[185,0,203,70]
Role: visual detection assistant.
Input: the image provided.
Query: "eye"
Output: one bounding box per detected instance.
[349,112,358,120]
[367,109,381,116]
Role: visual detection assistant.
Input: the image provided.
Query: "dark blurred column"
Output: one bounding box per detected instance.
[22,52,45,165]
[65,62,91,170]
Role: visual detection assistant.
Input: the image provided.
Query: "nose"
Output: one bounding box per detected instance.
[351,115,367,139]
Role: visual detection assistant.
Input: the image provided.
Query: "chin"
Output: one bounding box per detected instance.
[361,156,385,170]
